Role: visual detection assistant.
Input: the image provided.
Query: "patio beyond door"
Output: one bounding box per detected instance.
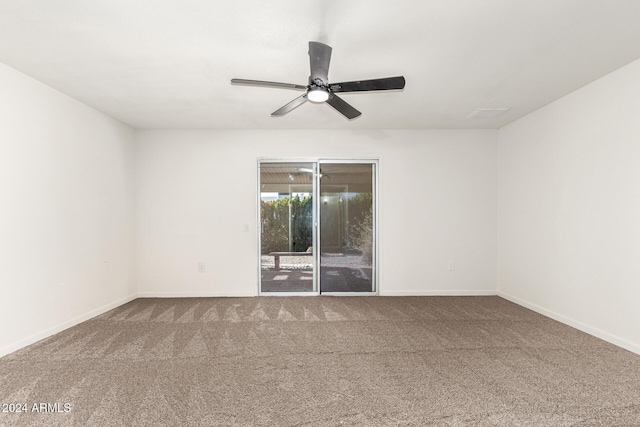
[259,161,376,294]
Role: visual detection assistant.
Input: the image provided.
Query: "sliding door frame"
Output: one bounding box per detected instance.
[257,158,379,296]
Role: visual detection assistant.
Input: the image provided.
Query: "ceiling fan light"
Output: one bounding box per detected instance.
[307,88,329,103]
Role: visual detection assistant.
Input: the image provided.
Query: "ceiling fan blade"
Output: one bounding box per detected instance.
[231,79,307,91]
[330,76,406,93]
[326,93,361,120]
[309,41,332,85]
[271,94,308,116]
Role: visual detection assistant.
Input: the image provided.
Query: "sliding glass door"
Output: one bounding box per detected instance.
[259,162,317,293]
[259,160,376,294]
[319,163,375,293]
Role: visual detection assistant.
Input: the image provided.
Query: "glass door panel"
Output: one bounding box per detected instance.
[259,162,316,293]
[319,163,375,293]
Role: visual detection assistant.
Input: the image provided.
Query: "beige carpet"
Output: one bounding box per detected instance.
[1,296,640,426]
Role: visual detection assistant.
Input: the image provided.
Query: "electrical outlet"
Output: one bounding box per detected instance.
[447,260,455,271]
[198,262,205,273]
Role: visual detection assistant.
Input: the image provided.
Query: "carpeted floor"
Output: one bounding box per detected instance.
[1,296,640,426]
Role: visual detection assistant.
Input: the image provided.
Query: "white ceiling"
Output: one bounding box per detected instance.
[1,0,639,130]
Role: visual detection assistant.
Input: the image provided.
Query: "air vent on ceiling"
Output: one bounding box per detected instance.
[467,107,511,119]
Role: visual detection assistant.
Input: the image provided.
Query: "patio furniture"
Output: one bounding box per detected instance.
[269,251,313,270]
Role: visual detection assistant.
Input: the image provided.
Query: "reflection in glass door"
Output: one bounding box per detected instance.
[259,160,376,294]
[259,162,316,293]
[319,163,375,293]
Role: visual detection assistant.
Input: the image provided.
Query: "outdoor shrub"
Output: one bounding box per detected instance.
[348,207,373,264]
[260,195,312,254]
[260,192,373,262]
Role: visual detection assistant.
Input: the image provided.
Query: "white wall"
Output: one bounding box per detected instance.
[497,58,640,354]
[0,63,136,357]
[135,130,497,297]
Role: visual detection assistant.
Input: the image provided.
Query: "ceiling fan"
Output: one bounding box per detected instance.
[231,41,406,120]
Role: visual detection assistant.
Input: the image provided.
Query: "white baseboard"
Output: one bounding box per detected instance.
[0,293,138,358]
[137,292,256,298]
[380,290,497,296]
[139,290,498,297]
[498,291,640,356]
